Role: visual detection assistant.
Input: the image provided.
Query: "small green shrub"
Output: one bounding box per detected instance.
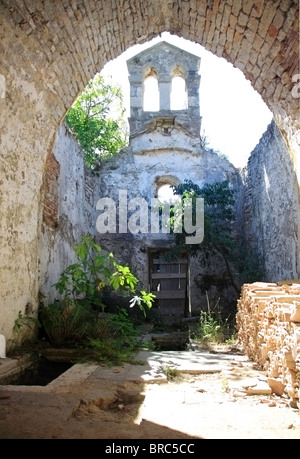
[8,311,41,355]
[39,301,97,347]
[105,308,138,346]
[196,310,235,344]
[39,304,140,363]
[164,366,181,380]
[38,236,155,365]
[87,337,136,366]
[87,309,139,365]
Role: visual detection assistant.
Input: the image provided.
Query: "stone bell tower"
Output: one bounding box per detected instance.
[126,41,202,140]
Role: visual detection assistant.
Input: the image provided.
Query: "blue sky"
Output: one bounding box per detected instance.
[101,32,273,169]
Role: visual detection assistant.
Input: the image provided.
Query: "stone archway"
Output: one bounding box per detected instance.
[0,0,299,340]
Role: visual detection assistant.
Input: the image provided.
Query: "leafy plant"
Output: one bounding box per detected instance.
[10,311,41,352]
[65,74,128,169]
[197,311,222,343]
[39,302,140,364]
[53,235,154,316]
[221,377,230,393]
[39,236,155,363]
[195,307,235,345]
[164,365,181,380]
[110,264,138,293]
[86,309,139,365]
[105,308,138,347]
[129,291,156,317]
[87,337,134,366]
[13,311,40,334]
[39,301,96,347]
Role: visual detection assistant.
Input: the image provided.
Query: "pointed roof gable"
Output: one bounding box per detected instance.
[126,41,200,72]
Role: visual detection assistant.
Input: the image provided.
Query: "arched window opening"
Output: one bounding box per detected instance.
[157,184,181,204]
[171,75,188,110]
[143,67,159,112]
[155,176,181,205]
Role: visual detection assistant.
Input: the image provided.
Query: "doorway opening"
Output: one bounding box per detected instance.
[149,248,190,318]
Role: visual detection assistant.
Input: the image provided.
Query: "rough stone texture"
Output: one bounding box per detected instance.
[242,120,299,282]
[39,124,96,307]
[92,143,241,314]
[39,40,242,314]
[237,282,300,403]
[42,152,60,229]
[92,41,242,315]
[39,128,241,316]
[127,41,201,137]
[0,0,299,341]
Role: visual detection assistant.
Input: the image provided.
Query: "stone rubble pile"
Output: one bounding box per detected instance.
[237,282,300,403]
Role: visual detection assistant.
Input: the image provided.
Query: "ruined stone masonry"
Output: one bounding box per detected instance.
[237,282,300,403]
[242,120,299,282]
[92,40,242,316]
[42,152,60,229]
[0,1,299,346]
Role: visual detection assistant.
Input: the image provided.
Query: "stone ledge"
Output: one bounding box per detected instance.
[44,348,82,362]
[0,355,36,385]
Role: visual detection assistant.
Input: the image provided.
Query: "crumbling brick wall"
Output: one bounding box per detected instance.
[42,152,60,228]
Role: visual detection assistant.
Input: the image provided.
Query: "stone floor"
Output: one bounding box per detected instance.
[1,346,300,439]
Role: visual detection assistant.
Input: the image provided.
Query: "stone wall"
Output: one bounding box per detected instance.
[38,122,242,315]
[127,41,201,137]
[237,121,300,404]
[242,120,299,282]
[93,139,242,315]
[0,0,299,341]
[39,119,300,317]
[237,282,300,404]
[39,124,97,307]
[42,152,60,229]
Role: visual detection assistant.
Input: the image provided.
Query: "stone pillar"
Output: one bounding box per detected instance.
[159,74,171,111]
[128,76,143,117]
[186,71,200,113]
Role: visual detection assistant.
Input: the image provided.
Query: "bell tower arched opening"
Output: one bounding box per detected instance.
[170,66,188,110]
[143,67,160,112]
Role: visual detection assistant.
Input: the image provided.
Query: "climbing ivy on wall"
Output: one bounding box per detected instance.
[65,74,128,169]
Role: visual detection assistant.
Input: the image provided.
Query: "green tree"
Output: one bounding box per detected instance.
[169,180,264,295]
[65,74,128,169]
